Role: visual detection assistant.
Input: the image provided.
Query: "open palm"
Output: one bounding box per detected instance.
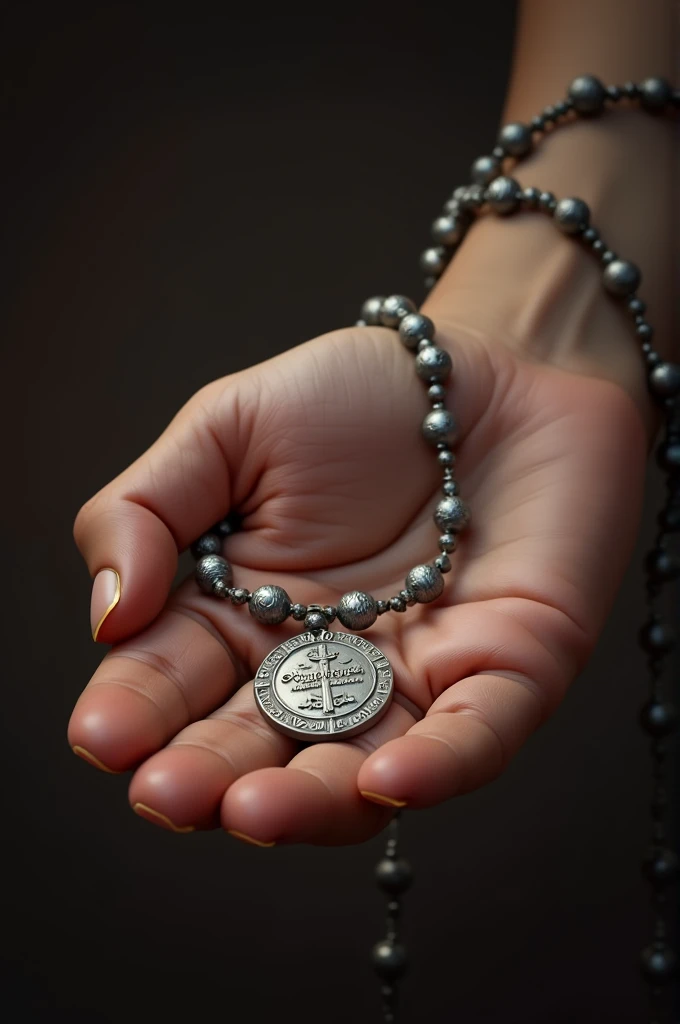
[69,321,647,845]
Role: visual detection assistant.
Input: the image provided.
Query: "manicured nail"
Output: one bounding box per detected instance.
[360,790,408,808]
[91,568,121,641]
[72,745,122,775]
[133,802,195,834]
[228,829,276,848]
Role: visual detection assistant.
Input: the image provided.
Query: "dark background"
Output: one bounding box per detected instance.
[1,3,677,1022]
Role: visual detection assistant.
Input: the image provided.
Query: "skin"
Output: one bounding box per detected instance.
[68,0,677,846]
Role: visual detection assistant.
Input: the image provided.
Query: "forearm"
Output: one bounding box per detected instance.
[423,0,678,436]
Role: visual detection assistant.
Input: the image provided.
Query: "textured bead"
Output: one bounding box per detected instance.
[249,585,292,625]
[470,155,501,185]
[646,548,680,582]
[643,847,678,888]
[435,553,451,573]
[304,609,327,631]
[434,496,471,533]
[361,296,385,326]
[375,858,413,894]
[336,591,378,631]
[640,944,677,983]
[400,589,416,606]
[376,599,389,615]
[380,295,416,328]
[553,197,590,234]
[372,941,408,980]
[212,580,229,598]
[428,384,446,403]
[291,603,307,621]
[640,700,677,737]
[191,533,222,559]
[438,533,457,553]
[419,247,448,277]
[324,605,337,624]
[639,619,676,654]
[486,176,520,214]
[406,564,444,603]
[422,409,458,446]
[415,345,452,383]
[437,449,454,468]
[389,596,406,612]
[230,588,250,605]
[639,76,672,111]
[603,259,641,296]
[568,74,606,114]
[498,121,532,157]
[431,214,466,247]
[442,480,458,497]
[649,362,680,398]
[195,554,233,594]
[398,312,435,350]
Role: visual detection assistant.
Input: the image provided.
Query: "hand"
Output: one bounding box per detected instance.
[68,318,648,845]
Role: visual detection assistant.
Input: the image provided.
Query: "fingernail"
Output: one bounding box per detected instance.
[360,790,408,808]
[228,829,276,848]
[72,745,122,775]
[133,802,195,834]
[91,568,121,641]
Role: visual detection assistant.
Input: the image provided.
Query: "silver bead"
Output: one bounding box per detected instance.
[520,186,540,209]
[291,603,307,621]
[360,296,385,326]
[191,532,223,559]
[406,564,444,603]
[437,449,454,468]
[431,214,466,247]
[640,77,671,111]
[442,479,458,496]
[398,312,435,350]
[249,585,291,625]
[195,554,233,594]
[603,259,641,296]
[553,197,590,234]
[376,600,389,615]
[434,496,471,533]
[568,75,606,115]
[336,591,378,631]
[389,596,407,612]
[422,408,458,446]
[212,579,229,598]
[304,610,327,631]
[380,295,416,327]
[538,190,556,212]
[470,155,501,185]
[419,247,448,277]
[435,554,452,573]
[415,345,452,383]
[486,176,520,215]
[438,533,457,553]
[497,122,532,157]
[649,363,680,399]
[230,588,250,605]
[428,383,446,403]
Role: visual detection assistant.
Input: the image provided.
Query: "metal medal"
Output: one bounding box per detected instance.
[254,630,394,741]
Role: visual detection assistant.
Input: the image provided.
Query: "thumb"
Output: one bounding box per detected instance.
[74,376,252,643]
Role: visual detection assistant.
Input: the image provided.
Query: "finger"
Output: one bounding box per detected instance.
[220,700,416,846]
[68,603,246,773]
[357,671,545,809]
[74,376,257,643]
[128,684,297,834]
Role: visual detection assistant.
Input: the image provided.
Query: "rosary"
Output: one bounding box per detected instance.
[190,75,679,1022]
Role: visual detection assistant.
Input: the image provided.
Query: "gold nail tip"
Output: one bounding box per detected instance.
[92,568,121,642]
[72,745,122,775]
[360,790,408,808]
[132,802,195,834]
[227,829,276,848]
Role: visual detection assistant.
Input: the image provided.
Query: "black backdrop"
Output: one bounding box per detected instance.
[2,3,677,1022]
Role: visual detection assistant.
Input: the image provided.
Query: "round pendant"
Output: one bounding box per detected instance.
[254,630,394,742]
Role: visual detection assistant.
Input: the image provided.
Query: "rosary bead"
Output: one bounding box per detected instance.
[400,589,416,606]
[431,214,466,247]
[520,186,540,209]
[530,115,545,133]
[553,197,590,234]
[606,84,623,102]
[389,596,407,612]
[380,295,416,328]
[398,312,435,350]
[422,409,458,446]
[497,121,532,157]
[423,276,437,292]
[324,606,337,623]
[435,554,452,573]
[213,513,241,537]
[640,701,677,738]
[372,941,408,980]
[191,532,222,559]
[591,238,606,255]
[437,449,454,468]
[195,554,233,594]
[603,259,641,296]
[405,564,444,603]
[415,345,452,383]
[460,184,485,210]
[291,603,308,621]
[640,944,677,983]
[419,247,448,277]
[657,442,680,472]
[639,619,676,654]
[375,857,413,894]
[582,227,599,245]
[645,547,680,582]
[471,155,501,185]
[538,190,557,212]
[568,74,606,115]
[304,609,328,631]
[600,250,617,266]
[361,296,385,326]
[417,338,433,352]
[639,77,672,111]
[428,384,446,403]
[636,321,653,342]
[438,533,457,553]
[434,496,471,533]
[249,585,292,625]
[230,588,250,605]
[212,580,229,598]
[644,847,679,888]
[649,362,680,399]
[376,600,390,615]
[627,296,646,317]
[486,175,521,214]
[442,480,458,497]
[337,591,378,631]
